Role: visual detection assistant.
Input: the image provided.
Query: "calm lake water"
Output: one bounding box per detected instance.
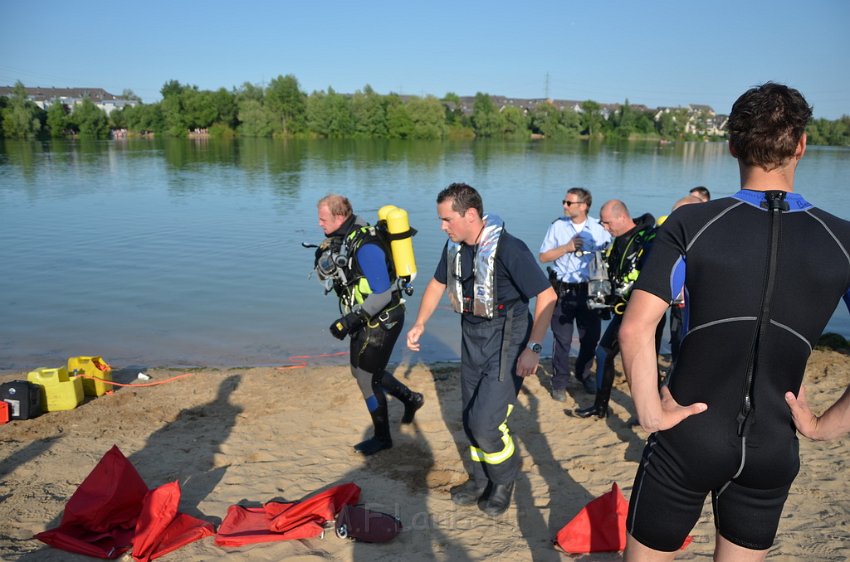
[1,138,849,372]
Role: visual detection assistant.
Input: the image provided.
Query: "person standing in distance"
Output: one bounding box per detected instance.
[688,186,711,203]
[539,187,611,399]
[619,83,850,561]
[406,183,557,517]
[315,194,424,456]
[573,200,658,419]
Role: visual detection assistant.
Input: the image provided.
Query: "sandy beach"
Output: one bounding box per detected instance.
[1,348,849,561]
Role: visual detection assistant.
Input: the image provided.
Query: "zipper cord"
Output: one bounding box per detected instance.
[737,191,788,436]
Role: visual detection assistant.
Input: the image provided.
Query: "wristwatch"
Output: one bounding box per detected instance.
[527,341,543,353]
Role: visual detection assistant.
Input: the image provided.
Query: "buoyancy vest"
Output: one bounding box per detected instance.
[446,214,504,319]
[607,213,656,314]
[339,222,396,310]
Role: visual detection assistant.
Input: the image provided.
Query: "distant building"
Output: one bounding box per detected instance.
[0,86,139,114]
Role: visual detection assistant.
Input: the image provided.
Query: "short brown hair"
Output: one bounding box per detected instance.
[317,194,352,218]
[727,82,812,171]
[437,182,484,217]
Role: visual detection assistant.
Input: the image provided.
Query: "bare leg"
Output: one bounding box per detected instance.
[624,534,678,562]
[713,534,768,562]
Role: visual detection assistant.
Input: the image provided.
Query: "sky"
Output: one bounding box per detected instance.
[1,0,848,119]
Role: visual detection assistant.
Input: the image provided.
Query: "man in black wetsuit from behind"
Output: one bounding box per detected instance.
[619,83,850,561]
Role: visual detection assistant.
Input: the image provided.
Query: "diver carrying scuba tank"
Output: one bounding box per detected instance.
[311,194,423,456]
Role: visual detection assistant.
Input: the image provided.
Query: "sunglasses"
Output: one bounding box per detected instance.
[562,200,585,206]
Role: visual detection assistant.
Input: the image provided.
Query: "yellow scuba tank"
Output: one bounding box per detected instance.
[378,205,417,285]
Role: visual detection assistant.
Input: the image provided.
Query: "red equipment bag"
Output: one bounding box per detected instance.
[34,445,214,560]
[554,482,691,554]
[214,482,361,547]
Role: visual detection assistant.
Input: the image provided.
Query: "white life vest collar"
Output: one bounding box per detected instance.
[446,214,504,319]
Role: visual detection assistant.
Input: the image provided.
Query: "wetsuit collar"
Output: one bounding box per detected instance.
[733,189,812,211]
[327,213,358,239]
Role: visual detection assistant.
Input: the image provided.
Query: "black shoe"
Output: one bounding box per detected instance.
[574,404,608,419]
[354,436,393,456]
[401,392,424,424]
[478,481,514,516]
[450,479,487,506]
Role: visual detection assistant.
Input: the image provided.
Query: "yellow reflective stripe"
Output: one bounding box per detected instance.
[468,404,516,465]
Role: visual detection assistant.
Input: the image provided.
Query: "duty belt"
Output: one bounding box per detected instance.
[556,281,588,296]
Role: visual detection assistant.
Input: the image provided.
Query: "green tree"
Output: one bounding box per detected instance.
[236,81,265,104]
[70,98,109,138]
[306,87,353,138]
[501,105,528,138]
[237,98,274,137]
[579,100,603,137]
[212,87,237,128]
[46,101,69,138]
[266,74,307,136]
[406,95,447,139]
[180,88,218,130]
[471,92,503,137]
[351,85,388,138]
[160,79,186,99]
[656,107,688,139]
[2,81,42,139]
[385,94,413,139]
[529,102,580,139]
[121,89,141,102]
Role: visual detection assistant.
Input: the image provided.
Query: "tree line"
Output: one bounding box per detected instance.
[2,77,848,146]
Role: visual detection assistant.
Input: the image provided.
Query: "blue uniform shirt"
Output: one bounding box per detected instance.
[539,216,611,283]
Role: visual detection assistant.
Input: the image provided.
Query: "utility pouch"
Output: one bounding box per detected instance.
[334,504,402,543]
[376,302,404,331]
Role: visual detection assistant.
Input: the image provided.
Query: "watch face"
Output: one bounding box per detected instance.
[530,343,542,353]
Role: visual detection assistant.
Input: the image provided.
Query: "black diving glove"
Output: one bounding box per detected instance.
[329,311,367,340]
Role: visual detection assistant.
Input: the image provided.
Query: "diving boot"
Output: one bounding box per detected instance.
[381,372,424,424]
[354,406,393,456]
[450,478,488,506]
[478,481,514,517]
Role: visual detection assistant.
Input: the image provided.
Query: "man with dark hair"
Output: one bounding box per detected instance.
[620,83,850,561]
[406,182,557,517]
[688,186,711,202]
[572,199,658,419]
[315,194,423,456]
[540,187,611,399]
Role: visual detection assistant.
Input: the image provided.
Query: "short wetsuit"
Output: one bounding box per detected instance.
[627,189,850,551]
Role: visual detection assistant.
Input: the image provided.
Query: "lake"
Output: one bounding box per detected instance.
[1,138,848,372]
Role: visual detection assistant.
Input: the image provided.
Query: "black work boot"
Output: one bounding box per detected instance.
[450,478,488,506]
[381,372,424,424]
[354,406,393,456]
[478,481,514,517]
[574,387,610,419]
[574,403,608,419]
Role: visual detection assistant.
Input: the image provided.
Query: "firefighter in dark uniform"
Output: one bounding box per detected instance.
[315,194,423,456]
[406,183,557,517]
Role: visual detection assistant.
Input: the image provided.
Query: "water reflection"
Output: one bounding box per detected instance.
[1,138,848,371]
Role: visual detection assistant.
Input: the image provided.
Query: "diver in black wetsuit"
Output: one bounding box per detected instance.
[619,83,850,561]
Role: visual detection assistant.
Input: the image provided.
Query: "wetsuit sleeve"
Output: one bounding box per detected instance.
[434,241,449,284]
[356,243,393,316]
[633,217,687,304]
[844,288,850,314]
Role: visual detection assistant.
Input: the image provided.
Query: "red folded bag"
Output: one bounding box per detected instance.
[34,445,214,560]
[215,482,360,547]
[555,482,692,554]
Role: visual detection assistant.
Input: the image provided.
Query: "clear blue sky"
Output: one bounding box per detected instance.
[2,0,848,118]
